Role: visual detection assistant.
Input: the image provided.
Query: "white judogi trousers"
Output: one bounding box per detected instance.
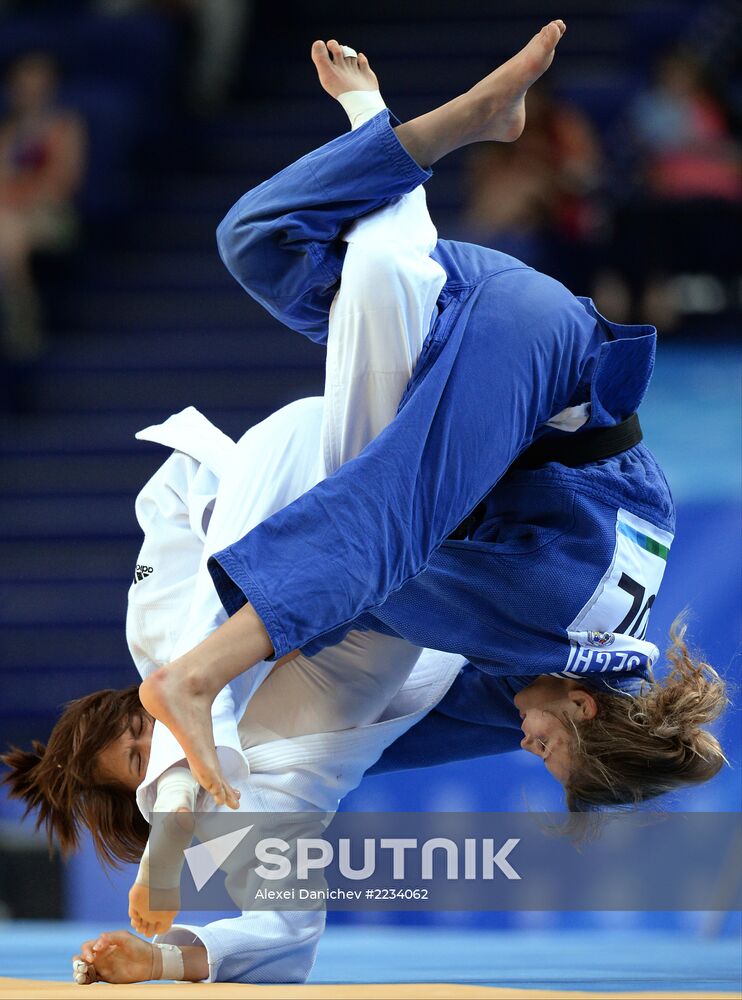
[136,186,447,754]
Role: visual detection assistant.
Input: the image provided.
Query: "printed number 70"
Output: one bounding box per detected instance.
[616,573,655,639]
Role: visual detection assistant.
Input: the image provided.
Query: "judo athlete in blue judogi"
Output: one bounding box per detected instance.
[141,27,727,812]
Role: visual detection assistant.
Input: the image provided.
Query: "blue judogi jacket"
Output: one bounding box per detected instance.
[207,112,676,771]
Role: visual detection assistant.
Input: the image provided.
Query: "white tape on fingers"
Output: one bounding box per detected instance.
[340,45,358,58]
[72,958,89,984]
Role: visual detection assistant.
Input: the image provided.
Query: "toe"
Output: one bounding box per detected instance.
[327,39,342,62]
[358,52,369,68]
[212,781,228,805]
[543,21,563,47]
[311,39,329,64]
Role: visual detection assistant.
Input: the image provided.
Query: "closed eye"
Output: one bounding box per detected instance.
[128,721,144,777]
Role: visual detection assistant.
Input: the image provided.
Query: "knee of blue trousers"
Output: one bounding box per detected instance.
[216,209,341,344]
[215,209,301,304]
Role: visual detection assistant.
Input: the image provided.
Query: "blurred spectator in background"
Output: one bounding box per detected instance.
[97,0,252,111]
[461,86,605,296]
[598,48,741,330]
[0,53,86,365]
[632,48,740,202]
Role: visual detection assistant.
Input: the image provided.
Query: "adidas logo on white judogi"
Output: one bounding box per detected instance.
[134,564,154,583]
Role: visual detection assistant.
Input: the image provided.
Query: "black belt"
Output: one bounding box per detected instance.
[511,412,643,470]
[448,413,643,540]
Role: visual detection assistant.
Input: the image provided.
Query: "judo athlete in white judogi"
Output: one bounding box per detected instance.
[73,152,470,984]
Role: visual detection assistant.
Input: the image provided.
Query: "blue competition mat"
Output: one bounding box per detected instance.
[0,922,739,993]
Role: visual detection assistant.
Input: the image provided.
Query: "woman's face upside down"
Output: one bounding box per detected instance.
[96,711,154,792]
[514,676,598,786]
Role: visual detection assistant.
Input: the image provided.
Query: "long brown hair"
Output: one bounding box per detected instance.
[1,686,150,867]
[565,616,729,811]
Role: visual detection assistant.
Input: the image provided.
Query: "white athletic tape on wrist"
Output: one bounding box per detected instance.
[337,89,386,130]
[136,837,185,891]
[136,766,199,890]
[156,942,184,981]
[153,766,200,813]
[340,45,357,57]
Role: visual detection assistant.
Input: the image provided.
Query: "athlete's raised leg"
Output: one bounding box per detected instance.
[392,20,564,166]
[310,23,565,169]
[214,22,564,345]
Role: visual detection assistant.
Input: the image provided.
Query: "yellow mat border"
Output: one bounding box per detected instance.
[1,979,740,999]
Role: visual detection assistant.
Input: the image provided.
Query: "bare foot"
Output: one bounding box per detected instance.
[139,668,241,810]
[311,39,379,98]
[466,19,566,143]
[394,20,566,166]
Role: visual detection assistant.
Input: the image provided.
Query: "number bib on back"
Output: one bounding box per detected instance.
[561,508,674,680]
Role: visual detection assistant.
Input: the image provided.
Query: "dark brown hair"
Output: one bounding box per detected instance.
[1,686,150,867]
[565,616,729,811]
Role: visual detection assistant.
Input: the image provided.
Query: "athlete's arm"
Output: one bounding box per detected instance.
[72,931,208,984]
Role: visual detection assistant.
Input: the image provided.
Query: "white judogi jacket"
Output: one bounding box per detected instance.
[125,186,465,983]
[128,404,464,984]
